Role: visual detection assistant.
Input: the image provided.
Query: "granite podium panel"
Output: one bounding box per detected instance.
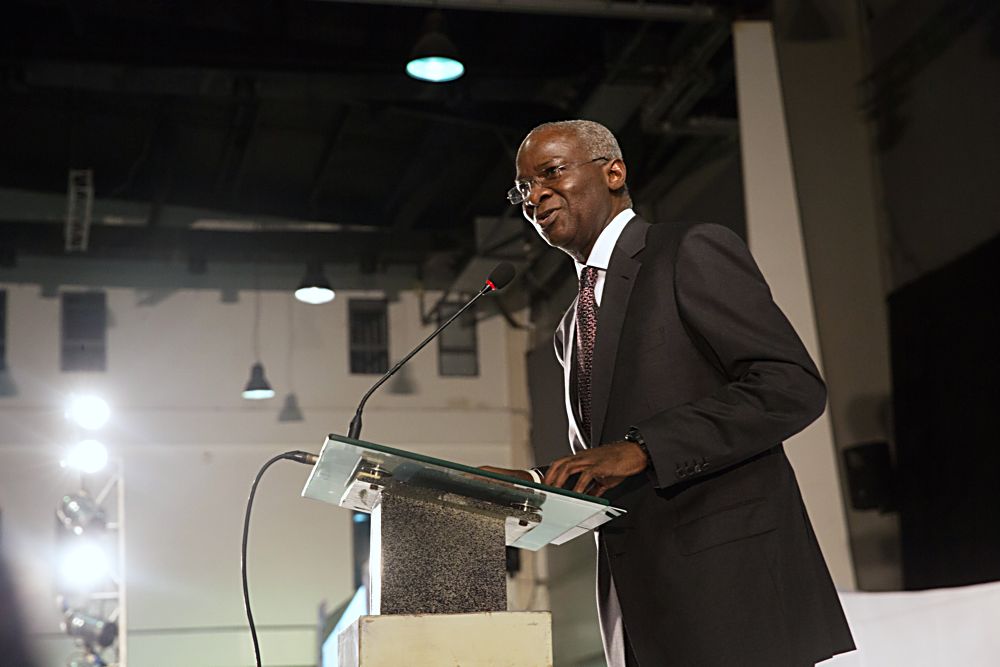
[303,434,624,616]
[372,490,507,614]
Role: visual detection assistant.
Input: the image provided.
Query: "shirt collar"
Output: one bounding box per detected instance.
[575,208,636,277]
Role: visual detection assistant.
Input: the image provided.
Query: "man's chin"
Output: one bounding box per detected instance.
[545,231,577,253]
[540,222,570,248]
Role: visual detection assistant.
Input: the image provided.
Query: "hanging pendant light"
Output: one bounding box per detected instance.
[294,261,335,305]
[242,276,275,400]
[242,362,275,400]
[406,10,464,83]
[278,392,304,422]
[278,296,305,420]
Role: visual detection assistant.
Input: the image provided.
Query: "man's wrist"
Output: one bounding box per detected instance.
[624,426,652,468]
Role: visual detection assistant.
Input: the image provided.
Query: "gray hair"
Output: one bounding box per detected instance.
[519,119,624,161]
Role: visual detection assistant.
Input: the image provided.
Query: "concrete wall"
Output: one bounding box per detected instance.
[0,282,529,666]
[867,0,1000,289]
[769,0,1000,591]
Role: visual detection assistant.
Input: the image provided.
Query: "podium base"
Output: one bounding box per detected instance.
[338,611,553,667]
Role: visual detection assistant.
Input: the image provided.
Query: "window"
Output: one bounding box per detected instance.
[61,292,107,371]
[0,290,6,371]
[349,299,388,375]
[437,302,478,377]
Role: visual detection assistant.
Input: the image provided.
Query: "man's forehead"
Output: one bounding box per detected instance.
[516,128,583,168]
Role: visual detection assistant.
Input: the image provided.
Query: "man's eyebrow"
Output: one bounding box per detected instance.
[529,156,564,171]
[515,154,565,179]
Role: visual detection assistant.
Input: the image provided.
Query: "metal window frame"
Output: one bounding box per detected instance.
[348,298,390,375]
[0,290,6,371]
[436,301,479,377]
[60,291,108,372]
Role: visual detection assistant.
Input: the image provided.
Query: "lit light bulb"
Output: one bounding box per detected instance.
[59,541,111,589]
[294,285,335,305]
[66,395,111,430]
[406,56,464,83]
[63,440,108,474]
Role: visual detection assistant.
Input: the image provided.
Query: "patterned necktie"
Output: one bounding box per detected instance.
[576,266,599,443]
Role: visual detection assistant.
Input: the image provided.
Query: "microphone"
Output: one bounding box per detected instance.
[346,262,516,440]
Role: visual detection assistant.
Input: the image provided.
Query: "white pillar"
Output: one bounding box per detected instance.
[732,20,856,589]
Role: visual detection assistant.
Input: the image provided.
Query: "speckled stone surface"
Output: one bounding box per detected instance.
[373,487,508,615]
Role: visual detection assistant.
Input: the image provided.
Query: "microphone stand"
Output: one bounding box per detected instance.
[347,281,494,440]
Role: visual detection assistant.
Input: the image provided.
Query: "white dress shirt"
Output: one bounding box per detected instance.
[574,208,636,306]
[526,207,636,486]
[555,208,637,666]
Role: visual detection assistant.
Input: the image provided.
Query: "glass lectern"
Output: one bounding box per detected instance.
[302,434,625,616]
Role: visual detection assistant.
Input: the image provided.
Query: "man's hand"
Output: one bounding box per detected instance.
[478,466,533,482]
[544,442,649,496]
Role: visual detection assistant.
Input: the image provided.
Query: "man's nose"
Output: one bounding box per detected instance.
[522,187,543,222]
[525,182,550,207]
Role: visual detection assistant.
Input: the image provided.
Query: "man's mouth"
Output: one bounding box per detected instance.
[537,208,559,225]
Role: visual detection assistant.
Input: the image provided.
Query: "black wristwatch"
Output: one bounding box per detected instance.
[624,426,652,467]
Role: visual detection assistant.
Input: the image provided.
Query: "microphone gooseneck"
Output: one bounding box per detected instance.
[346,262,515,440]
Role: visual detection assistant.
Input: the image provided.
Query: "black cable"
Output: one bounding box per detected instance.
[241,450,318,667]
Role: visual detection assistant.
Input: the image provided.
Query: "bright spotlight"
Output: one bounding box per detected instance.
[62,609,118,648]
[66,395,111,430]
[63,440,108,474]
[59,541,111,589]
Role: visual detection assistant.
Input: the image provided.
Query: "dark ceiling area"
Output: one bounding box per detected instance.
[0,0,761,293]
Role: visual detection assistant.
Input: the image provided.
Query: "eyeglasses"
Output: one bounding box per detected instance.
[507,157,609,205]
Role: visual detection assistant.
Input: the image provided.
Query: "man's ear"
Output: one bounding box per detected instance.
[606,158,627,194]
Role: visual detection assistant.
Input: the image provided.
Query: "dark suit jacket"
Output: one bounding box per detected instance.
[553,217,855,666]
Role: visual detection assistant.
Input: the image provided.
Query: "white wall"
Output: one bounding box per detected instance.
[0,282,528,666]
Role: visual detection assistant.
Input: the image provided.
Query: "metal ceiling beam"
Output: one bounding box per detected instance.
[0,221,453,265]
[213,78,260,201]
[0,254,452,293]
[312,0,721,22]
[308,105,353,214]
[640,22,731,132]
[146,108,180,228]
[19,63,577,106]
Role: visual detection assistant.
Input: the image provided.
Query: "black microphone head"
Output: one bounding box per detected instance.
[485,261,516,291]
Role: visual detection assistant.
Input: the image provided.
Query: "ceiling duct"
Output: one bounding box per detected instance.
[314,0,721,22]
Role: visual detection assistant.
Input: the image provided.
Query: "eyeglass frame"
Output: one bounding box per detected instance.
[507,156,610,205]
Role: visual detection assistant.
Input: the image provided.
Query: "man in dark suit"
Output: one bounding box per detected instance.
[486,120,855,666]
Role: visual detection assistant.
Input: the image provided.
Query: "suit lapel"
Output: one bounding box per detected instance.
[589,217,649,446]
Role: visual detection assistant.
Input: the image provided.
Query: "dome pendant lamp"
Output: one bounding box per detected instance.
[242,285,275,400]
[294,261,335,305]
[242,362,275,400]
[406,10,464,83]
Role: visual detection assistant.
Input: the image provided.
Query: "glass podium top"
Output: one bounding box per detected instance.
[302,434,625,551]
